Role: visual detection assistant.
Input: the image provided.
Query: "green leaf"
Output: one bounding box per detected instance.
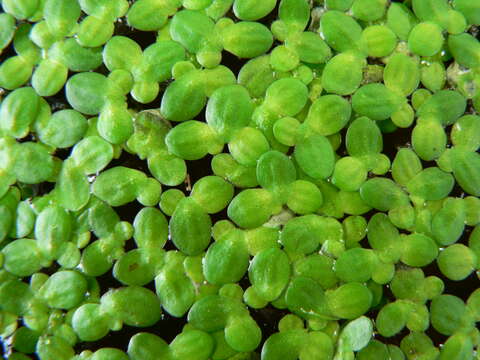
[339,316,373,352]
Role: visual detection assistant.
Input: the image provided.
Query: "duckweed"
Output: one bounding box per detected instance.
[1,0,479,359]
